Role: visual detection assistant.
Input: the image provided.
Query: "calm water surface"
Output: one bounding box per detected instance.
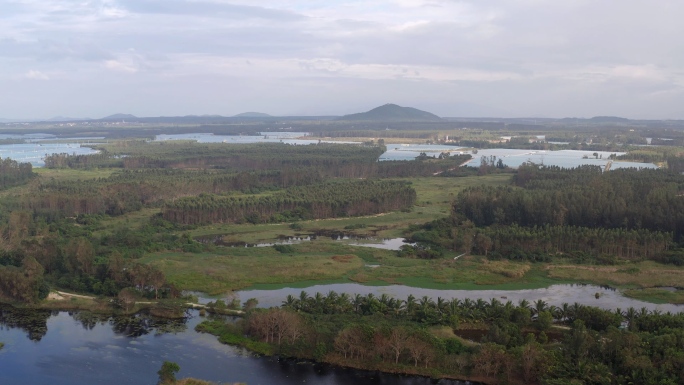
[0,308,471,385]
[233,284,684,313]
[153,133,658,169]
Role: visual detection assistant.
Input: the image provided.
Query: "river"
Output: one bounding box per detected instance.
[2,281,683,384]
[0,306,471,385]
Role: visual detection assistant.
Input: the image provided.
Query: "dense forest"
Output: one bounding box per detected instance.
[403,163,684,265]
[198,290,684,384]
[455,165,684,238]
[162,180,417,225]
[0,211,189,303]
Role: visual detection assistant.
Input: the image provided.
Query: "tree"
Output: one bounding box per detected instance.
[117,287,137,312]
[386,327,410,364]
[157,361,180,384]
[536,310,554,331]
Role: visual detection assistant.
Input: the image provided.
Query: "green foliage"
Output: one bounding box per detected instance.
[157,361,180,384]
[273,244,295,254]
[0,157,35,189]
[163,180,417,225]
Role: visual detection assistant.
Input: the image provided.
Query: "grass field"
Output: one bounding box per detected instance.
[139,242,370,294]
[186,174,512,241]
[139,237,561,294]
[545,261,684,289]
[622,288,684,304]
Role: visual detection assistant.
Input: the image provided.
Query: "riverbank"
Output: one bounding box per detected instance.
[195,323,487,385]
[2,291,244,319]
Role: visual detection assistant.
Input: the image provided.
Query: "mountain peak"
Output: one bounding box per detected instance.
[233,112,272,118]
[102,113,137,120]
[337,104,442,122]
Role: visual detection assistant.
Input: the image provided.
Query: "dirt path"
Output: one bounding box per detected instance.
[54,291,95,300]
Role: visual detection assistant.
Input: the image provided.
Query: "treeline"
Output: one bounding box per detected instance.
[411,219,673,263]
[402,163,684,263]
[26,169,320,217]
[456,164,684,240]
[45,142,385,170]
[199,290,684,384]
[44,141,470,178]
[44,151,121,168]
[0,157,35,190]
[163,180,417,225]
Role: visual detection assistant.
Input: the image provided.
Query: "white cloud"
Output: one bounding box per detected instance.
[24,70,49,80]
[104,60,137,73]
[1,0,684,118]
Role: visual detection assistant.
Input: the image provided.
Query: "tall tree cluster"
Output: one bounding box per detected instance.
[163,180,417,225]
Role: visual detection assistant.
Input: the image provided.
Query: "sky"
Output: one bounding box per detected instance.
[1,0,683,119]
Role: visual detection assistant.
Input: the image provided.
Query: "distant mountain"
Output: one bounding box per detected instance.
[47,116,87,122]
[102,113,137,120]
[588,116,630,123]
[233,112,272,118]
[337,104,442,122]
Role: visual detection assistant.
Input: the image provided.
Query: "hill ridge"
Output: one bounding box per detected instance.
[337,104,442,122]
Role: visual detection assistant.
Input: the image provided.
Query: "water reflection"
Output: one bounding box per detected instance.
[0,307,474,385]
[0,305,51,341]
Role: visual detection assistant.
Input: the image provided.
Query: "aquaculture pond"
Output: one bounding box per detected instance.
[0,306,473,385]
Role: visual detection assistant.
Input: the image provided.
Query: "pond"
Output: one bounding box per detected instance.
[461,149,658,170]
[0,306,472,385]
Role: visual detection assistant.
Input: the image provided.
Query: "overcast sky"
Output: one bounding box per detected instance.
[1,0,683,119]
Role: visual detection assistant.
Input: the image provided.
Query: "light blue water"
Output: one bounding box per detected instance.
[0,143,99,167]
[153,133,660,170]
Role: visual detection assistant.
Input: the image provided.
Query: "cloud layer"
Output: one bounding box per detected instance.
[1,0,683,119]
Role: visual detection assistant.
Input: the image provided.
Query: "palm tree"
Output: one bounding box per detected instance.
[625,307,638,331]
[532,299,548,316]
[436,297,448,314]
[338,293,352,313]
[298,291,310,312]
[405,294,417,315]
[352,294,364,314]
[282,294,298,310]
[518,299,531,310]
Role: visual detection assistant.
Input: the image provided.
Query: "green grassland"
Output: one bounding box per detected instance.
[622,288,684,304]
